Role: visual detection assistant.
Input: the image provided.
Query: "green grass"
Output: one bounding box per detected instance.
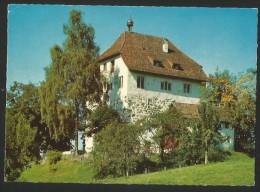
[18,160,95,183]
[18,152,255,185]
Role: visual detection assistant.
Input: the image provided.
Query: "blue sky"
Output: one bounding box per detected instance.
[7,5,258,89]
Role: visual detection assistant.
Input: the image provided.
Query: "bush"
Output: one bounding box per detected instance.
[208,147,231,162]
[164,146,204,169]
[46,150,62,165]
[135,153,159,174]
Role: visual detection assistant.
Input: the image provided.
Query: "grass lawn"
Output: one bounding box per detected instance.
[18,160,95,183]
[18,152,254,185]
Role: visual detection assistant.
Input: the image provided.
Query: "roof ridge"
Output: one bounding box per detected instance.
[125,31,168,41]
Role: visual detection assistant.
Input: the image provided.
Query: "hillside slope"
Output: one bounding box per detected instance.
[18,152,254,185]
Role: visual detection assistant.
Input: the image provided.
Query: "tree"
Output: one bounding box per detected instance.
[231,70,256,156]
[198,101,221,164]
[206,68,256,156]
[92,122,141,178]
[86,105,121,136]
[5,82,48,181]
[142,106,185,167]
[39,10,101,155]
[207,68,236,106]
[172,118,204,166]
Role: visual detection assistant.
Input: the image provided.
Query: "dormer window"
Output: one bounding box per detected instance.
[172,63,183,71]
[153,60,163,67]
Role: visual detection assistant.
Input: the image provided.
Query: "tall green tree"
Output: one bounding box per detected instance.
[39,10,101,154]
[5,82,48,181]
[198,101,221,164]
[93,122,141,178]
[86,105,121,136]
[142,106,184,166]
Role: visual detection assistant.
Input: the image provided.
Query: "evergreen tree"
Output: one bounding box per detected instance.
[39,10,101,155]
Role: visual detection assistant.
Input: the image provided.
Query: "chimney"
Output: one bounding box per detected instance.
[162,39,168,53]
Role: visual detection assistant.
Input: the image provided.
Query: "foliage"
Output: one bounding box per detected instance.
[207,68,236,105]
[135,153,159,174]
[169,119,204,167]
[39,10,101,154]
[207,147,231,163]
[141,106,185,167]
[46,150,62,165]
[5,82,48,181]
[230,71,256,156]
[198,100,221,164]
[86,105,121,136]
[46,150,62,173]
[92,122,141,178]
[206,68,256,156]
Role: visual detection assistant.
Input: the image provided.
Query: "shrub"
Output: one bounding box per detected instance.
[46,150,62,165]
[136,153,159,174]
[208,147,231,162]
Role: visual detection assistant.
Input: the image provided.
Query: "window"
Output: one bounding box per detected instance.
[161,81,171,91]
[184,84,191,93]
[111,60,115,73]
[221,122,226,129]
[168,83,171,91]
[172,63,183,70]
[137,76,145,89]
[104,63,107,71]
[227,136,232,144]
[119,76,123,88]
[153,60,163,67]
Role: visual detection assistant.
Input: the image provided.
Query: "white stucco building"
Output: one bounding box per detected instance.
[84,19,210,152]
[97,19,208,123]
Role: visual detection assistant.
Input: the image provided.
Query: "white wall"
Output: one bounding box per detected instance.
[85,134,93,153]
[128,71,203,105]
[99,56,204,123]
[85,56,206,153]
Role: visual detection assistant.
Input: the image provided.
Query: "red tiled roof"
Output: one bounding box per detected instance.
[98,32,208,82]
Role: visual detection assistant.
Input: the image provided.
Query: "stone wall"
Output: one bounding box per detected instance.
[110,94,176,123]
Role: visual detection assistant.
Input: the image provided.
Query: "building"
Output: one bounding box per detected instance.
[97,18,207,123]
[85,18,234,152]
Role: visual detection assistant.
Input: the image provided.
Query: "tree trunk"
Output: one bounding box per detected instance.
[160,141,164,167]
[75,105,79,156]
[204,141,208,164]
[75,120,79,156]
